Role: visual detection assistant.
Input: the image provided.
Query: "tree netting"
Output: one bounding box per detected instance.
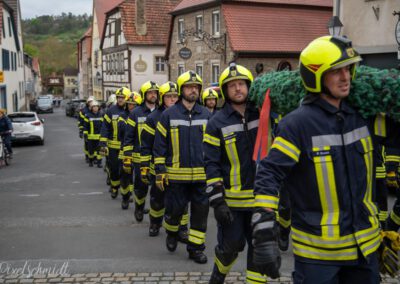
[249,66,400,120]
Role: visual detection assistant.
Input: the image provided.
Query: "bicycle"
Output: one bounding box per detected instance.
[0,132,11,167]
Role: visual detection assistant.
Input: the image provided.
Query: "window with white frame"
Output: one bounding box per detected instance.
[178,18,184,41]
[196,15,203,35]
[195,63,203,79]
[178,63,185,76]
[155,56,166,73]
[212,11,220,36]
[211,63,220,83]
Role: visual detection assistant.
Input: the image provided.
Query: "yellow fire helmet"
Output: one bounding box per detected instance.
[219,63,253,99]
[177,70,203,96]
[140,81,159,100]
[126,91,143,105]
[299,35,362,93]
[159,81,178,104]
[202,88,219,105]
[115,87,131,98]
[0,108,6,114]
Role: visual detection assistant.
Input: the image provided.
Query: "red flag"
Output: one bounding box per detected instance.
[253,89,271,163]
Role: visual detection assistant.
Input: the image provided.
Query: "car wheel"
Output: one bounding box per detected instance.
[39,139,44,146]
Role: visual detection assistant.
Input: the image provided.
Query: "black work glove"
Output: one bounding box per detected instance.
[206,183,234,226]
[251,208,281,279]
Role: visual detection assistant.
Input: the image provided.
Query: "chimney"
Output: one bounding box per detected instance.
[135,0,147,36]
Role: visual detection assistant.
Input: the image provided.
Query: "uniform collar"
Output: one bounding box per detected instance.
[222,101,257,118]
[304,94,355,115]
[177,100,202,114]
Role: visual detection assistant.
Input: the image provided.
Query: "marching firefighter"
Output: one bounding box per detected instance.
[204,63,267,283]
[123,81,159,222]
[153,71,210,264]
[252,36,400,283]
[104,94,117,186]
[140,81,189,238]
[120,92,142,210]
[78,96,94,162]
[83,100,103,168]
[100,87,130,199]
[202,88,219,116]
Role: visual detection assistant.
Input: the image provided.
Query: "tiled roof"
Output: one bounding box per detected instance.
[94,0,125,38]
[228,0,332,8]
[171,0,332,14]
[171,0,215,13]
[119,0,180,45]
[222,3,332,53]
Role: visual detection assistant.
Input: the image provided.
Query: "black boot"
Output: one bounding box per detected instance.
[177,226,189,244]
[209,266,226,284]
[85,155,89,163]
[149,223,161,237]
[166,233,178,252]
[106,176,111,186]
[88,159,94,167]
[97,160,102,168]
[111,188,118,199]
[134,205,144,222]
[278,225,290,251]
[188,250,208,264]
[121,195,130,210]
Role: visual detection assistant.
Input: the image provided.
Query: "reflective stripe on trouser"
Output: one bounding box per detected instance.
[87,140,101,160]
[83,136,89,156]
[150,181,165,225]
[375,178,388,224]
[163,182,209,252]
[134,163,148,209]
[214,210,266,283]
[293,252,380,284]
[120,164,133,196]
[387,197,400,231]
[108,148,121,188]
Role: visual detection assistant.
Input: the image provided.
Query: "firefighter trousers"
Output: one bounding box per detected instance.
[376,178,388,228]
[387,189,400,231]
[212,210,267,284]
[108,148,121,189]
[164,182,209,252]
[87,139,101,163]
[83,135,89,157]
[149,177,189,228]
[120,163,133,198]
[134,163,148,210]
[292,252,379,284]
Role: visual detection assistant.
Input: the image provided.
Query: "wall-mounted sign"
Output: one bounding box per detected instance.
[179,47,192,60]
[0,71,4,83]
[134,55,147,72]
[396,19,400,45]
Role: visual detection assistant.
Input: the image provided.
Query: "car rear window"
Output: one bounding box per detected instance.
[9,114,36,123]
[38,99,52,105]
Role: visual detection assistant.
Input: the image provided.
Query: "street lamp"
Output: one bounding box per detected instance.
[327,16,343,36]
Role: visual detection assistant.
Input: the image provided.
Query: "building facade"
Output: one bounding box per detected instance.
[166,0,332,86]
[100,0,179,99]
[0,0,25,112]
[63,67,78,100]
[336,0,399,68]
[77,28,92,100]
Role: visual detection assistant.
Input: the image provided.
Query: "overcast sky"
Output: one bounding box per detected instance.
[20,0,93,19]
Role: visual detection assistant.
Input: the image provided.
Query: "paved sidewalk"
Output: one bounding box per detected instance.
[0,272,399,284]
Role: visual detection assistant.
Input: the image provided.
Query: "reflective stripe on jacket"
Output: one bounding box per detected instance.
[123,104,155,163]
[83,111,103,140]
[254,96,400,263]
[153,101,210,183]
[204,102,259,209]
[99,105,128,149]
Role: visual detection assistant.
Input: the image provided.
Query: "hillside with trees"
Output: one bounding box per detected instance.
[22,13,92,78]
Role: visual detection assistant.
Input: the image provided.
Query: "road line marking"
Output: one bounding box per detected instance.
[72,181,80,184]
[77,192,104,196]
[19,194,40,197]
